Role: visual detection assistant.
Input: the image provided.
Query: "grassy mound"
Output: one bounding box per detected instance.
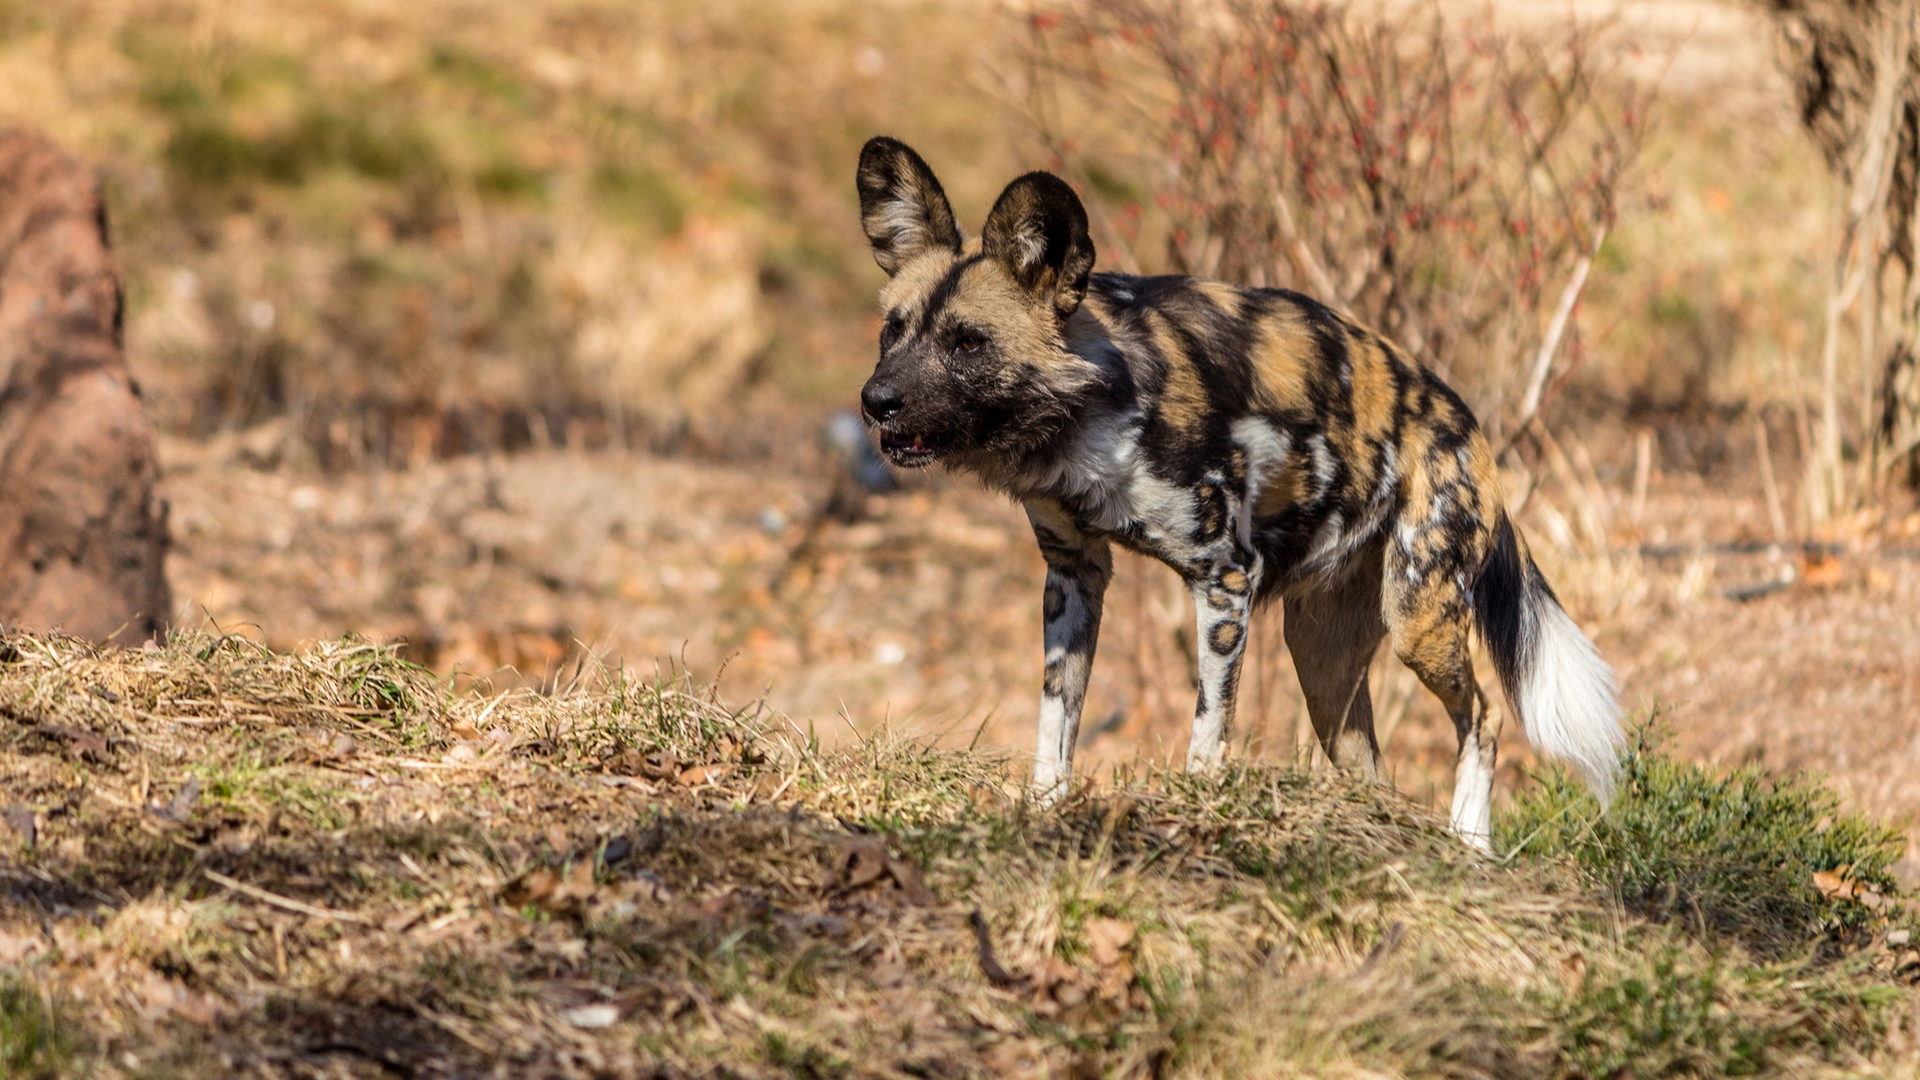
[0,632,1913,1078]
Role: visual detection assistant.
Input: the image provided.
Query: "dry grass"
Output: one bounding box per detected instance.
[0,630,1914,1078]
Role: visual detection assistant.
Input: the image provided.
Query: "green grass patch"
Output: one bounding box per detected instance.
[0,972,76,1080]
[1499,729,1906,955]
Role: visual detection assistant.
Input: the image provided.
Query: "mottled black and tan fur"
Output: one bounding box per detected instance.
[854,137,1622,846]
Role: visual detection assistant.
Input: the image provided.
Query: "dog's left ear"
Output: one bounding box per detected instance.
[857,137,962,276]
[981,171,1096,320]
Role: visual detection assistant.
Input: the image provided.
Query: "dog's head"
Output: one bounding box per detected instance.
[854,137,1101,468]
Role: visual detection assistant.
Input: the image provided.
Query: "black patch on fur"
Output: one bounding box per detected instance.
[1043,580,1067,623]
[1473,513,1534,711]
[918,255,988,334]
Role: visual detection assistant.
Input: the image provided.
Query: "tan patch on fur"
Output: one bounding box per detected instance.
[1196,281,1243,320]
[878,249,961,316]
[1208,619,1245,655]
[1396,420,1436,507]
[1330,329,1397,501]
[1149,311,1209,437]
[1391,610,1472,701]
[1348,330,1397,446]
[1250,312,1315,412]
[1462,429,1502,505]
[1218,569,1250,594]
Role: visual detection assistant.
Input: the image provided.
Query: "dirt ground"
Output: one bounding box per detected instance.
[161,429,1920,868]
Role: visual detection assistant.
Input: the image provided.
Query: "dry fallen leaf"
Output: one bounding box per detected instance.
[157,779,201,823]
[677,763,729,786]
[449,719,484,741]
[1814,865,1858,900]
[602,748,647,776]
[1084,917,1136,1003]
[503,867,560,909]
[886,856,937,906]
[1800,551,1844,588]
[1032,957,1088,1016]
[1084,917,1134,969]
[441,743,481,764]
[840,837,889,888]
[564,858,597,903]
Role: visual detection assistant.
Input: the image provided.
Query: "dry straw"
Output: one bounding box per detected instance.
[0,631,1911,1076]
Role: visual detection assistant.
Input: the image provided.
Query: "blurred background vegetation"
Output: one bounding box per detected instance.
[3,0,1035,466]
[0,0,1867,484]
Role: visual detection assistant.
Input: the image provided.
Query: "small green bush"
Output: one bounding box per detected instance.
[1498,731,1905,955]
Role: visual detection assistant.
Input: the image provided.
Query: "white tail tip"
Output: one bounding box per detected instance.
[1518,598,1624,802]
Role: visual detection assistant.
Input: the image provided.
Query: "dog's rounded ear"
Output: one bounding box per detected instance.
[857,137,962,276]
[981,171,1095,320]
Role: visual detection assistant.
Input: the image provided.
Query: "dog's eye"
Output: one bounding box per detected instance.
[953,331,985,355]
[880,315,904,352]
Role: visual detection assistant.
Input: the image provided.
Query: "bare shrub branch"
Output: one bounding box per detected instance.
[1015,0,1651,438]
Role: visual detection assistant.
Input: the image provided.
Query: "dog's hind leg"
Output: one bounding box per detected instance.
[1384,542,1497,850]
[1026,503,1113,803]
[1284,545,1388,778]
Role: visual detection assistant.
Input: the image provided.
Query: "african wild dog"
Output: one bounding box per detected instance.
[853,137,1622,847]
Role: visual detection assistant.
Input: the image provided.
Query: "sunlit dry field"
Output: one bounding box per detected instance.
[3,0,1917,864]
[6,0,1920,1075]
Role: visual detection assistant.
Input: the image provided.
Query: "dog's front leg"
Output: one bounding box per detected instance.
[1186,553,1261,771]
[1026,505,1112,802]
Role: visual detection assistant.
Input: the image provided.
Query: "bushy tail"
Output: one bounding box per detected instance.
[1473,514,1624,801]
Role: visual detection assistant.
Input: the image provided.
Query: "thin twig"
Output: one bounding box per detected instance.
[968,910,1022,988]
[204,870,372,924]
[1630,429,1652,526]
[1274,191,1341,304]
[1754,416,1790,544]
[1501,223,1607,457]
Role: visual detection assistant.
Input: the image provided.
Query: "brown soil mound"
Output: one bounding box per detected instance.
[0,128,170,645]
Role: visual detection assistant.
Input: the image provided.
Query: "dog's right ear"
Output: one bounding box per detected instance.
[857,137,962,276]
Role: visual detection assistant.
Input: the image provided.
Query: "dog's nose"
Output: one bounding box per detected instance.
[861,382,904,422]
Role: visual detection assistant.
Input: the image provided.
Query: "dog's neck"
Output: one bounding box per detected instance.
[958,310,1144,528]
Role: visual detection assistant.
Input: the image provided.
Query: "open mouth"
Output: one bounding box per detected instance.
[879,431,941,465]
